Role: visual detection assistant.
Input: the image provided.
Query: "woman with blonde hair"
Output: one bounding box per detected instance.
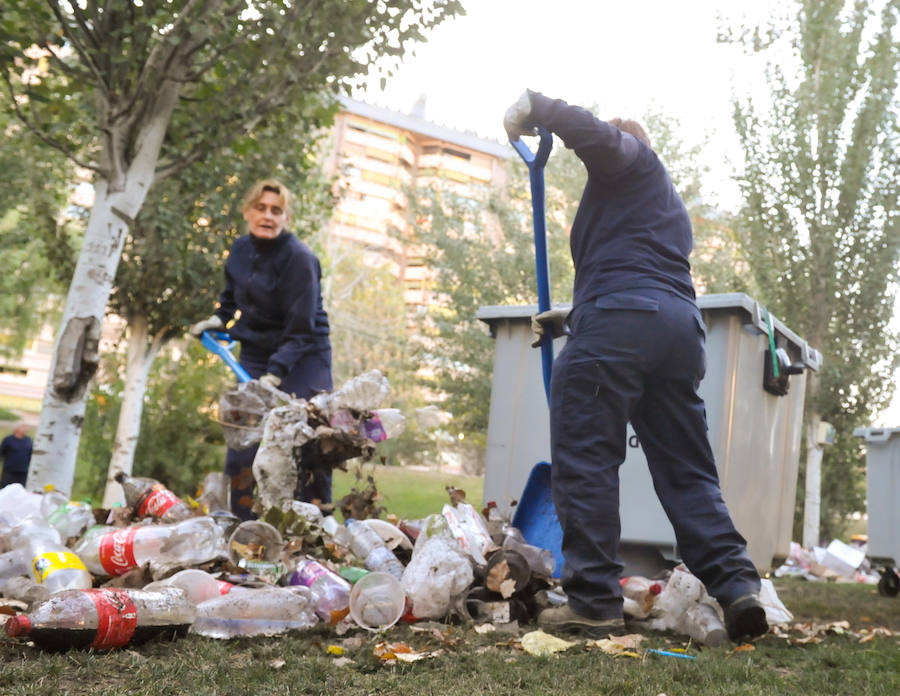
[191,178,332,518]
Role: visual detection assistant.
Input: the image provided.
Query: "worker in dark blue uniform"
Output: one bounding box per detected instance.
[191,179,332,519]
[503,91,768,643]
[1,423,32,489]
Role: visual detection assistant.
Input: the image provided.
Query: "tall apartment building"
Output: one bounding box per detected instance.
[323,96,510,307]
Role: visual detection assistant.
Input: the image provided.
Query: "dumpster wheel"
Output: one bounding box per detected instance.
[877,567,900,597]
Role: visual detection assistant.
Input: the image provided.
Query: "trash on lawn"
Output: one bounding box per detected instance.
[0,435,858,655]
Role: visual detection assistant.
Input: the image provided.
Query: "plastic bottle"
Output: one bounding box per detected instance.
[345,519,405,580]
[45,500,96,540]
[114,472,192,523]
[288,557,352,621]
[73,517,225,577]
[5,586,196,651]
[0,483,43,524]
[11,518,92,592]
[620,576,664,618]
[143,569,224,605]
[191,585,317,638]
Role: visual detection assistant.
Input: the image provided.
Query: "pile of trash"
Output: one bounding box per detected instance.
[774,540,882,584]
[0,469,798,653]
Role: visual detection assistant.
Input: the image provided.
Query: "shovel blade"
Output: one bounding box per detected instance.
[511,461,563,578]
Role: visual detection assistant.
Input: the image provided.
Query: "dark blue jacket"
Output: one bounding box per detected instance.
[0,434,32,473]
[216,232,330,377]
[528,92,696,307]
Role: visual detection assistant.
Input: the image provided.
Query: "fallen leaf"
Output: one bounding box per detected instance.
[733,643,756,653]
[268,659,285,669]
[475,624,497,634]
[520,630,576,656]
[326,645,344,656]
[332,657,354,667]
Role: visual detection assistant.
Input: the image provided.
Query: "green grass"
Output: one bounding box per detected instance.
[331,463,485,521]
[2,577,898,694]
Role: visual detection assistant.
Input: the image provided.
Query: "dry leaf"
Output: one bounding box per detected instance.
[268,659,286,669]
[733,643,756,653]
[520,630,576,656]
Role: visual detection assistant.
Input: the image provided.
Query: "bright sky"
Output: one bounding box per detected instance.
[354,0,900,427]
[354,0,784,209]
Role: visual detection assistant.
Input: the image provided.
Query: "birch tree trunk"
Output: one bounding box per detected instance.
[803,412,824,549]
[27,85,181,495]
[101,314,165,507]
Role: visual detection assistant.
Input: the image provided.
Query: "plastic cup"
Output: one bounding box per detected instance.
[227,520,283,565]
[348,571,406,631]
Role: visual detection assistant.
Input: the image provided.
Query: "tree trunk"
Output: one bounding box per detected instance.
[802,411,824,549]
[27,84,181,495]
[101,315,165,507]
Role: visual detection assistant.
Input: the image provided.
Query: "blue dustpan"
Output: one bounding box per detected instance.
[509,127,564,578]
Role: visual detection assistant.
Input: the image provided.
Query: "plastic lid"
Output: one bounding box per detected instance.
[5,615,30,637]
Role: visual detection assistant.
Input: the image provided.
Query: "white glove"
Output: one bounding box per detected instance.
[531,308,570,348]
[189,314,224,338]
[258,373,282,389]
[503,90,537,141]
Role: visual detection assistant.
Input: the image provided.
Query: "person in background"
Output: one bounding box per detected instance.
[190,178,332,519]
[503,90,768,643]
[1,423,33,489]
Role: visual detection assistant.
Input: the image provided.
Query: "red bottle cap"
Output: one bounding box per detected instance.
[5,615,31,637]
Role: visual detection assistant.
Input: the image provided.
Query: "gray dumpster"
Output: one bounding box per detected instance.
[852,427,900,567]
[477,292,822,575]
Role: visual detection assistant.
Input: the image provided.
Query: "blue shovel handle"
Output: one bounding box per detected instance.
[511,126,554,405]
[200,330,252,383]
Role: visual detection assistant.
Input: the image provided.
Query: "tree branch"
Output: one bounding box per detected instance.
[1,71,105,176]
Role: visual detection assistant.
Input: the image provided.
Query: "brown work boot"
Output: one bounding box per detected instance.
[537,604,626,638]
[723,594,768,642]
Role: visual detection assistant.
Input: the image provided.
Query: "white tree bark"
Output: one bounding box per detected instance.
[802,413,824,549]
[27,84,181,495]
[101,315,165,508]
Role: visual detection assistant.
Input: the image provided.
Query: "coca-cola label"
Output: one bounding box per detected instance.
[99,527,139,576]
[137,486,178,518]
[32,551,88,583]
[216,580,234,595]
[88,589,138,650]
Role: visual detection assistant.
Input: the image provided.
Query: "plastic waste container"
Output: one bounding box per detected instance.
[477,292,822,575]
[852,427,900,568]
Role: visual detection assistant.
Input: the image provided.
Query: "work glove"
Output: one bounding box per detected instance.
[189,314,224,338]
[503,90,537,141]
[258,373,282,389]
[531,308,570,348]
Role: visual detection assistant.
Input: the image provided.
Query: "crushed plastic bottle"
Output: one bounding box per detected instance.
[345,519,405,580]
[74,517,226,578]
[144,569,225,605]
[288,556,351,622]
[114,472,192,523]
[620,575,664,619]
[401,524,473,619]
[5,587,196,651]
[0,483,43,524]
[11,518,91,592]
[191,586,317,638]
[646,565,728,646]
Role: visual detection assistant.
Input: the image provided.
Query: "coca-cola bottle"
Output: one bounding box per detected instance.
[5,587,196,651]
[73,517,225,577]
[114,472,192,523]
[288,557,351,621]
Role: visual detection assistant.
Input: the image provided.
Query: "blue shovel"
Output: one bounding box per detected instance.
[508,127,565,578]
[200,330,252,383]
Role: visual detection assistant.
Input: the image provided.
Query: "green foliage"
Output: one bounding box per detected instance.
[74,342,232,501]
[724,0,900,538]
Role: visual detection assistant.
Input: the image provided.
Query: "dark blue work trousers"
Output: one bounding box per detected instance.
[225,348,333,520]
[549,288,761,620]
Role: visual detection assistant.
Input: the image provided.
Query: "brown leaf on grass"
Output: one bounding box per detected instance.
[587,634,646,655]
[732,643,756,653]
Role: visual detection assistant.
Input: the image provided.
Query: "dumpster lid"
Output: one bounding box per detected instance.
[853,427,900,443]
[477,292,822,371]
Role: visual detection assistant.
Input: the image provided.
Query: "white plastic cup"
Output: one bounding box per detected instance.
[348,571,406,631]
